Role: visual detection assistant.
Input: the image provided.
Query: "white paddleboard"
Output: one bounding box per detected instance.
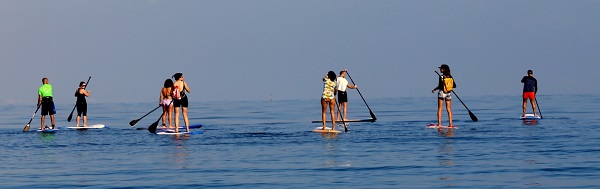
[519,114,541,120]
[427,124,458,129]
[312,127,341,133]
[62,124,106,130]
[155,131,203,135]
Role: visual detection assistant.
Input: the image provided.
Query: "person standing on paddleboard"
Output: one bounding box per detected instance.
[172,73,191,133]
[431,64,456,127]
[521,70,538,117]
[38,78,56,130]
[75,81,90,127]
[336,69,357,121]
[160,79,174,129]
[321,71,337,130]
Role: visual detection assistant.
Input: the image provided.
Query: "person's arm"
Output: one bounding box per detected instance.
[159,89,164,105]
[183,81,190,93]
[37,94,42,108]
[80,88,91,97]
[534,78,538,94]
[347,83,357,89]
[432,76,443,93]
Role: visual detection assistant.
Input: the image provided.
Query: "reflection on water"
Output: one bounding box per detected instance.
[437,134,456,187]
[523,119,538,126]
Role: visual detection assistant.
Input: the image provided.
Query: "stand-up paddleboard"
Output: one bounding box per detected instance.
[519,114,541,120]
[60,124,106,130]
[312,118,375,123]
[312,127,341,133]
[137,124,203,130]
[427,123,458,129]
[37,129,59,133]
[155,130,203,135]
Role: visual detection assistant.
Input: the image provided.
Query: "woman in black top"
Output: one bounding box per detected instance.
[75,81,91,127]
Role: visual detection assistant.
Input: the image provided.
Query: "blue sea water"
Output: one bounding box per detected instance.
[1,94,599,188]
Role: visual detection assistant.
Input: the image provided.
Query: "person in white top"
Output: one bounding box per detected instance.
[336,69,357,121]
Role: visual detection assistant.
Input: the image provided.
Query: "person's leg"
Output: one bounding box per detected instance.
[522,98,528,116]
[437,98,443,126]
[329,99,336,130]
[174,107,180,133]
[41,115,46,130]
[183,107,190,132]
[446,99,453,126]
[530,98,537,116]
[321,99,327,129]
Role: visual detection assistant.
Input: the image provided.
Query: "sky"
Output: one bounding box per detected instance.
[1,0,599,104]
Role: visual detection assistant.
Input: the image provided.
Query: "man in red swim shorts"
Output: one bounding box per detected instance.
[521,70,538,117]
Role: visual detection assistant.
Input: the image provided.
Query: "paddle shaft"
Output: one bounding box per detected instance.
[148,100,173,133]
[130,105,161,126]
[23,106,40,131]
[535,97,543,119]
[434,71,478,122]
[345,71,377,120]
[68,76,91,122]
[336,100,348,132]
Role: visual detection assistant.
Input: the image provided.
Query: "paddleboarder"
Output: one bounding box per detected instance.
[172,73,191,133]
[74,81,90,127]
[521,70,538,117]
[321,71,337,130]
[160,79,174,129]
[37,78,56,130]
[336,69,357,121]
[431,64,456,127]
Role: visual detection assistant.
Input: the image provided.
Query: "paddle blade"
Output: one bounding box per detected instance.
[148,121,159,133]
[469,110,478,122]
[23,124,30,132]
[343,124,348,132]
[369,111,377,120]
[67,113,73,122]
[129,119,139,126]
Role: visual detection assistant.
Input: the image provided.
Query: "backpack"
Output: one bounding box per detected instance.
[443,77,454,93]
[172,85,181,100]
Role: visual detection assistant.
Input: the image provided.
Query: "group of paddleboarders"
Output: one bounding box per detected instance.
[35,78,90,131]
[319,65,539,131]
[320,69,358,131]
[159,73,192,133]
[430,64,539,127]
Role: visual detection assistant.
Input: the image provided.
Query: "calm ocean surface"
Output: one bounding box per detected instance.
[1,94,599,188]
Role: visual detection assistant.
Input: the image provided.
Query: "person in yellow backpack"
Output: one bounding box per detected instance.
[431,64,456,127]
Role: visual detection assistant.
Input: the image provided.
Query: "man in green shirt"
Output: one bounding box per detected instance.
[38,78,56,130]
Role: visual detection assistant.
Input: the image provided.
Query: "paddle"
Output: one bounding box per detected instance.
[435,71,478,122]
[23,106,40,132]
[345,71,377,120]
[68,76,91,122]
[148,100,173,133]
[129,105,161,126]
[535,97,543,119]
[336,100,348,132]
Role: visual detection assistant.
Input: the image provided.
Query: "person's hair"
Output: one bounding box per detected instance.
[327,71,336,82]
[172,73,183,80]
[42,78,48,83]
[79,81,86,87]
[164,79,174,88]
[339,70,346,75]
[442,67,451,76]
[527,70,533,75]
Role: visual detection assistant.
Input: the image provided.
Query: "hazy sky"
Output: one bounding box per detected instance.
[2,0,599,104]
